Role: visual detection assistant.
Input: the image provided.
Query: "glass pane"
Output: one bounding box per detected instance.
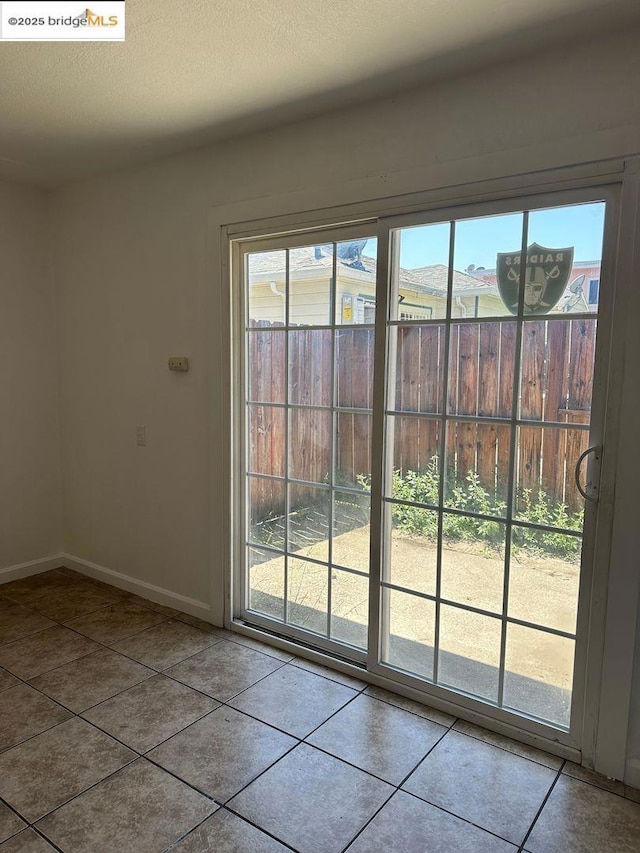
[288,328,332,407]
[444,420,510,517]
[248,406,285,477]
[510,529,581,635]
[393,324,444,414]
[287,557,328,636]
[247,329,286,404]
[248,477,285,549]
[288,408,331,484]
[247,250,286,325]
[520,318,596,425]
[288,484,330,563]
[334,237,377,325]
[332,491,370,573]
[391,222,451,321]
[527,201,605,314]
[383,588,435,680]
[335,413,371,491]
[289,244,333,326]
[453,212,524,318]
[438,606,501,702]
[248,547,284,621]
[336,328,374,409]
[386,503,437,597]
[440,519,506,615]
[447,322,515,418]
[387,415,441,500]
[330,569,368,649]
[504,624,574,727]
[514,425,588,520]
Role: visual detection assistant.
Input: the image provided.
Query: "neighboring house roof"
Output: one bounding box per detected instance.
[248,247,600,305]
[249,247,492,297]
[405,264,491,297]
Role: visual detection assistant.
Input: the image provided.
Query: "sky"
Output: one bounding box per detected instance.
[360,201,605,271]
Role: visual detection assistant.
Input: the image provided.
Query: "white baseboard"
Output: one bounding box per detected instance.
[60,553,213,621]
[625,757,640,790]
[0,554,66,583]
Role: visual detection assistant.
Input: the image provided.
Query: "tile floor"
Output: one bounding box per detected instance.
[0,569,639,852]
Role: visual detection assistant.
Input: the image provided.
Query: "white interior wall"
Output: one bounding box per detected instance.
[49,27,640,780]
[0,181,62,573]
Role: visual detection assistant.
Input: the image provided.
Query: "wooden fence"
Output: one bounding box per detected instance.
[249,318,596,517]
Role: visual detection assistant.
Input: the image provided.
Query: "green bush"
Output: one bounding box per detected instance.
[361,456,583,561]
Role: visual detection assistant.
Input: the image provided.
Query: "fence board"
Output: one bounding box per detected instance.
[542,321,570,504]
[517,321,545,508]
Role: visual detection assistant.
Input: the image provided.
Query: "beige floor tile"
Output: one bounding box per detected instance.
[0,605,55,646]
[64,601,167,644]
[349,790,517,852]
[29,649,154,713]
[82,674,218,752]
[228,664,357,738]
[228,634,295,662]
[172,809,290,852]
[148,705,296,802]
[166,640,283,701]
[525,775,640,853]
[0,670,19,694]
[230,743,393,853]
[56,570,128,597]
[56,567,91,581]
[36,759,217,853]
[0,802,25,844]
[0,684,71,752]
[28,582,119,623]
[402,730,556,846]
[562,760,627,796]
[307,694,446,784]
[0,626,100,680]
[110,620,218,670]
[174,613,225,634]
[453,719,563,770]
[0,572,77,606]
[292,656,368,690]
[625,784,640,804]
[0,829,57,852]
[363,684,457,727]
[0,717,135,822]
[121,593,181,617]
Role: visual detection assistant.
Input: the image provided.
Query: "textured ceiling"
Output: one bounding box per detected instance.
[0,0,638,186]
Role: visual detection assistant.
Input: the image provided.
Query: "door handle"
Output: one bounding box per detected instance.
[574,445,601,503]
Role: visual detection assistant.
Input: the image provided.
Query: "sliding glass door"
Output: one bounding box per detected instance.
[233,187,614,744]
[241,231,377,657]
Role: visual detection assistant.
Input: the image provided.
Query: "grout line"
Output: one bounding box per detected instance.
[556,764,638,803]
[518,760,565,852]
[29,753,142,827]
[400,787,527,848]
[221,803,301,852]
[362,686,458,728]
[396,726,451,790]
[449,723,564,771]
[29,825,66,852]
[288,658,368,691]
[338,787,396,853]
